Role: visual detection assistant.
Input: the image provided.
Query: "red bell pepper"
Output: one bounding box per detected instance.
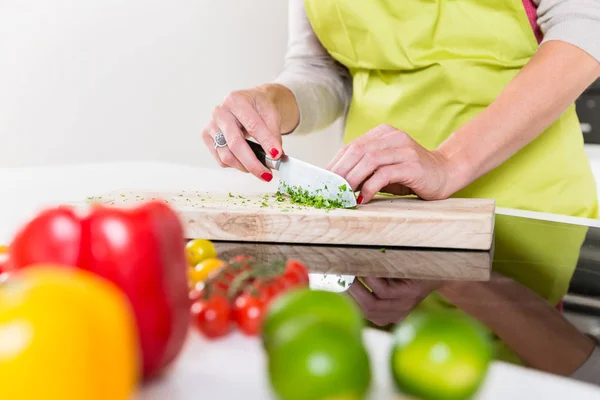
[9,201,190,379]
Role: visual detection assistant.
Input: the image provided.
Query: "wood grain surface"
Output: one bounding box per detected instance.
[83,190,495,250]
[214,241,492,281]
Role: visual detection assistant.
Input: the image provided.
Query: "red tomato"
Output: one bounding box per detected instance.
[282,272,302,287]
[233,292,266,336]
[192,294,232,339]
[264,278,289,299]
[284,260,310,285]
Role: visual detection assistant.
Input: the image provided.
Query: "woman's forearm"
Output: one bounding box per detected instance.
[437,41,600,196]
[439,274,596,375]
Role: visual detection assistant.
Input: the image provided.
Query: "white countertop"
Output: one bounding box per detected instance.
[2,161,600,399]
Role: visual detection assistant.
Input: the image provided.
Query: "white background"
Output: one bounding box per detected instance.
[0,0,342,168]
[0,0,598,197]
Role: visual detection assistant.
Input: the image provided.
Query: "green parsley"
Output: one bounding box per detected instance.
[280,183,347,210]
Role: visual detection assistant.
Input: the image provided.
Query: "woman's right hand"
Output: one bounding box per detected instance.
[202,84,299,182]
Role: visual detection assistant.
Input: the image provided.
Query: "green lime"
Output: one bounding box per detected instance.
[390,310,493,400]
[268,322,371,400]
[261,288,364,350]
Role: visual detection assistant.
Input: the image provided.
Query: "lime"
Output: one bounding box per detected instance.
[390,310,493,400]
[268,322,371,400]
[261,288,364,350]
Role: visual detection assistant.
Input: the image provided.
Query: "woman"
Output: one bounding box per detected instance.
[203,0,600,326]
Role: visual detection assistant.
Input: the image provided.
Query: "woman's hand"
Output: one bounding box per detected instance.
[201,84,299,182]
[326,124,461,203]
[348,277,441,327]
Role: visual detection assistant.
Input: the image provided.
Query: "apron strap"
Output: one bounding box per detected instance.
[522,0,544,44]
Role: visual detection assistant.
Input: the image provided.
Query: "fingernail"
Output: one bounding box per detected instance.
[357,194,364,204]
[270,148,279,158]
[261,172,273,182]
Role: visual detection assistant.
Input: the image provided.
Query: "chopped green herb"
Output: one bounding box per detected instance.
[380,248,386,253]
[228,192,234,198]
[120,194,125,198]
[280,183,348,210]
[338,184,347,192]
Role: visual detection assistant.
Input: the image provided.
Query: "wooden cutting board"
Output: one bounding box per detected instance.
[84,190,495,250]
[214,241,492,281]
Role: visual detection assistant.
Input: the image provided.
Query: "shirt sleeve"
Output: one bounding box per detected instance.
[274,0,352,135]
[570,343,600,385]
[536,0,600,63]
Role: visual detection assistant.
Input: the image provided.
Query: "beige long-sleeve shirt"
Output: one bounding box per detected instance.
[275,0,600,135]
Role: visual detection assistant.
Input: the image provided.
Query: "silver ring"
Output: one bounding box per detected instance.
[213,131,227,149]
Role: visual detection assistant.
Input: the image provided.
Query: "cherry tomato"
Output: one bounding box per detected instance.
[282,271,302,287]
[185,239,216,266]
[233,292,266,336]
[264,278,289,300]
[192,294,232,339]
[188,258,224,285]
[284,260,310,285]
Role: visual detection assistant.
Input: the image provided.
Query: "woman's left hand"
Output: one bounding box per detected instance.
[326,124,458,203]
[348,277,442,327]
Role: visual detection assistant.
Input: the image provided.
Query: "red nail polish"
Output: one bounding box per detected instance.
[261,172,273,182]
[270,148,279,158]
[357,194,364,204]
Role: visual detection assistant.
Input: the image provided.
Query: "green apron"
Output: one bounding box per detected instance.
[304,0,597,362]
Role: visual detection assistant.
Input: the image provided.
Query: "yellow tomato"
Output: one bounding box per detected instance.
[185,239,217,266]
[0,245,8,254]
[0,265,139,400]
[189,258,225,285]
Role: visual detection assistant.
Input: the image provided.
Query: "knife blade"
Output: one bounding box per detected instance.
[246,139,357,208]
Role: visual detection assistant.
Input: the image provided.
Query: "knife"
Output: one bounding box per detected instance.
[246,139,357,208]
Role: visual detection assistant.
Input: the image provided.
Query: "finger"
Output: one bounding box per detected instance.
[368,315,395,327]
[347,280,378,315]
[254,95,284,158]
[358,161,417,204]
[379,183,415,196]
[368,311,409,326]
[329,125,401,178]
[213,106,273,181]
[360,277,395,299]
[349,282,410,315]
[210,125,248,173]
[202,125,228,168]
[225,92,283,159]
[345,149,404,191]
[325,145,348,171]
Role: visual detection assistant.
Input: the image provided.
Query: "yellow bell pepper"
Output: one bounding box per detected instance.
[0,265,139,400]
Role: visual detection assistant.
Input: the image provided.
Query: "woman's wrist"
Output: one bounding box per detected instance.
[433,140,477,198]
[257,83,300,135]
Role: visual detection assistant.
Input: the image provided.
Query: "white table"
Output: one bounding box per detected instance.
[2,161,600,399]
